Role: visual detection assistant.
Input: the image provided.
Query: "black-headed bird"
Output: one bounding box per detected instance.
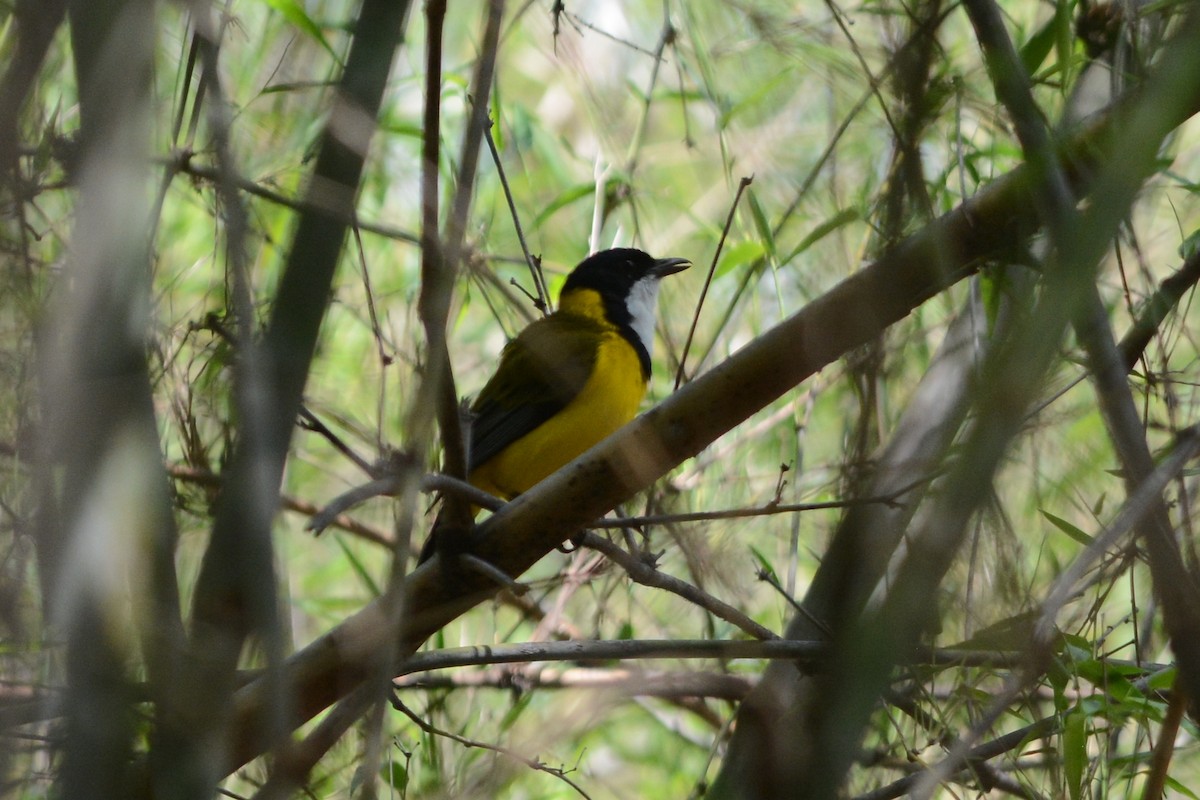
[421,247,690,562]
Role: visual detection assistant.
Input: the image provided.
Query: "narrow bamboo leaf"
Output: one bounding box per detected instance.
[749,191,777,264]
[1063,709,1086,800]
[1019,16,1058,76]
[262,0,342,65]
[1041,509,1094,546]
[532,183,595,230]
[716,240,766,279]
[335,534,382,597]
[749,545,778,583]
[380,761,408,791]
[781,207,860,265]
[1166,777,1200,800]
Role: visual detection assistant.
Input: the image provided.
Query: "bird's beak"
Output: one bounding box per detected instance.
[651,256,691,278]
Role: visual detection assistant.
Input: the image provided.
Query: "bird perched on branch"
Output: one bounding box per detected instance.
[421,247,691,563]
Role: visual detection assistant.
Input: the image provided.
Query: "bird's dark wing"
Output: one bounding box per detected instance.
[467,315,603,473]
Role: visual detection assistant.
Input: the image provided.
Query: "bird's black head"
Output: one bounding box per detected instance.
[561,248,690,303]
[557,248,690,377]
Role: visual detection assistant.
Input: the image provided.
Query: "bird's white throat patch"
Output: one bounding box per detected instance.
[626,276,661,358]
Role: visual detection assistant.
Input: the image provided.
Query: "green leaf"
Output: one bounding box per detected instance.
[499,691,535,732]
[380,121,424,139]
[1179,227,1200,261]
[1074,657,1145,684]
[261,0,341,65]
[443,72,470,91]
[748,190,777,265]
[532,183,595,230]
[977,265,1006,329]
[490,83,505,151]
[1076,662,1140,702]
[1019,16,1059,76]
[1063,708,1086,800]
[508,104,536,152]
[1048,658,1071,712]
[1041,509,1094,546]
[1060,633,1093,661]
[334,534,381,597]
[949,611,1038,651]
[749,545,777,583]
[781,207,860,265]
[1165,776,1200,800]
[35,103,61,174]
[718,70,792,128]
[1147,666,1177,691]
[380,760,408,791]
[1054,0,1074,90]
[715,240,766,279]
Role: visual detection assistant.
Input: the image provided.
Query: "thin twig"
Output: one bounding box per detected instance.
[592,475,929,528]
[297,405,377,478]
[176,157,419,243]
[390,695,595,800]
[306,468,507,537]
[622,8,676,176]
[821,0,903,145]
[282,498,391,547]
[692,5,955,380]
[674,175,752,389]
[252,684,377,800]
[580,531,779,641]
[167,464,394,546]
[484,117,548,313]
[349,222,395,370]
[588,155,610,255]
[559,7,660,58]
[1118,245,1200,369]
[756,567,830,636]
[395,666,754,701]
[855,716,1059,800]
[1036,425,1200,643]
[389,638,1022,675]
[306,477,401,534]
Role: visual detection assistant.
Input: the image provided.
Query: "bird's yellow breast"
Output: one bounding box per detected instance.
[468,328,647,500]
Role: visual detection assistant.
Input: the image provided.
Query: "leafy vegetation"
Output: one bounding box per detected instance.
[3,0,1200,798]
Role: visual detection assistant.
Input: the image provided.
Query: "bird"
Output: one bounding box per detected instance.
[420,247,691,563]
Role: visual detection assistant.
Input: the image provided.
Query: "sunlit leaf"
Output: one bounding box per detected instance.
[260,0,342,65]
[1041,509,1094,546]
[1063,709,1086,800]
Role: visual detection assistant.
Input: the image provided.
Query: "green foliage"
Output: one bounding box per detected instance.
[4,0,1200,798]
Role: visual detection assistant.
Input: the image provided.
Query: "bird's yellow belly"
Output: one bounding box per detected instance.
[469,333,648,500]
